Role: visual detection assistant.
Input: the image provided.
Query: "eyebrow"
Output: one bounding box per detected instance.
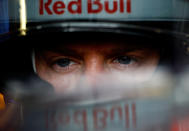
[41,48,84,59]
[103,47,149,59]
[40,45,155,58]
[110,47,147,54]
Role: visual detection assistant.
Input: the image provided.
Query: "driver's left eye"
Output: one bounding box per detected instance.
[113,56,137,65]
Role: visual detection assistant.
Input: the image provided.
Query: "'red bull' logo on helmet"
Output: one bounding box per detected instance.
[39,0,131,15]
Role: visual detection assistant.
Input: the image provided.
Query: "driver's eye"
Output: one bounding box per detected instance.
[110,55,139,70]
[113,56,137,65]
[51,58,78,73]
[55,58,73,67]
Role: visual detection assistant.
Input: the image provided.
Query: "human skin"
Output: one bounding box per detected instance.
[35,40,160,94]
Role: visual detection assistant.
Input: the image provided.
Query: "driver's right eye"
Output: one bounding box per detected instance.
[55,58,74,68]
[51,57,79,73]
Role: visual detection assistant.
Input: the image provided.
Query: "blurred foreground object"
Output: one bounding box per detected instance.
[0,93,5,110]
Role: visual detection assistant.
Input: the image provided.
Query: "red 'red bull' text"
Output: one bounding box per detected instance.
[45,103,136,131]
[39,0,131,15]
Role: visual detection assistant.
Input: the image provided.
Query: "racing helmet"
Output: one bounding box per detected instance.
[1,0,189,131]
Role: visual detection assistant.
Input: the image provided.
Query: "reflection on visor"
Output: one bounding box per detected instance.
[1,68,188,131]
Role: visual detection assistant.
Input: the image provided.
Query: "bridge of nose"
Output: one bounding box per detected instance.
[83,51,106,85]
